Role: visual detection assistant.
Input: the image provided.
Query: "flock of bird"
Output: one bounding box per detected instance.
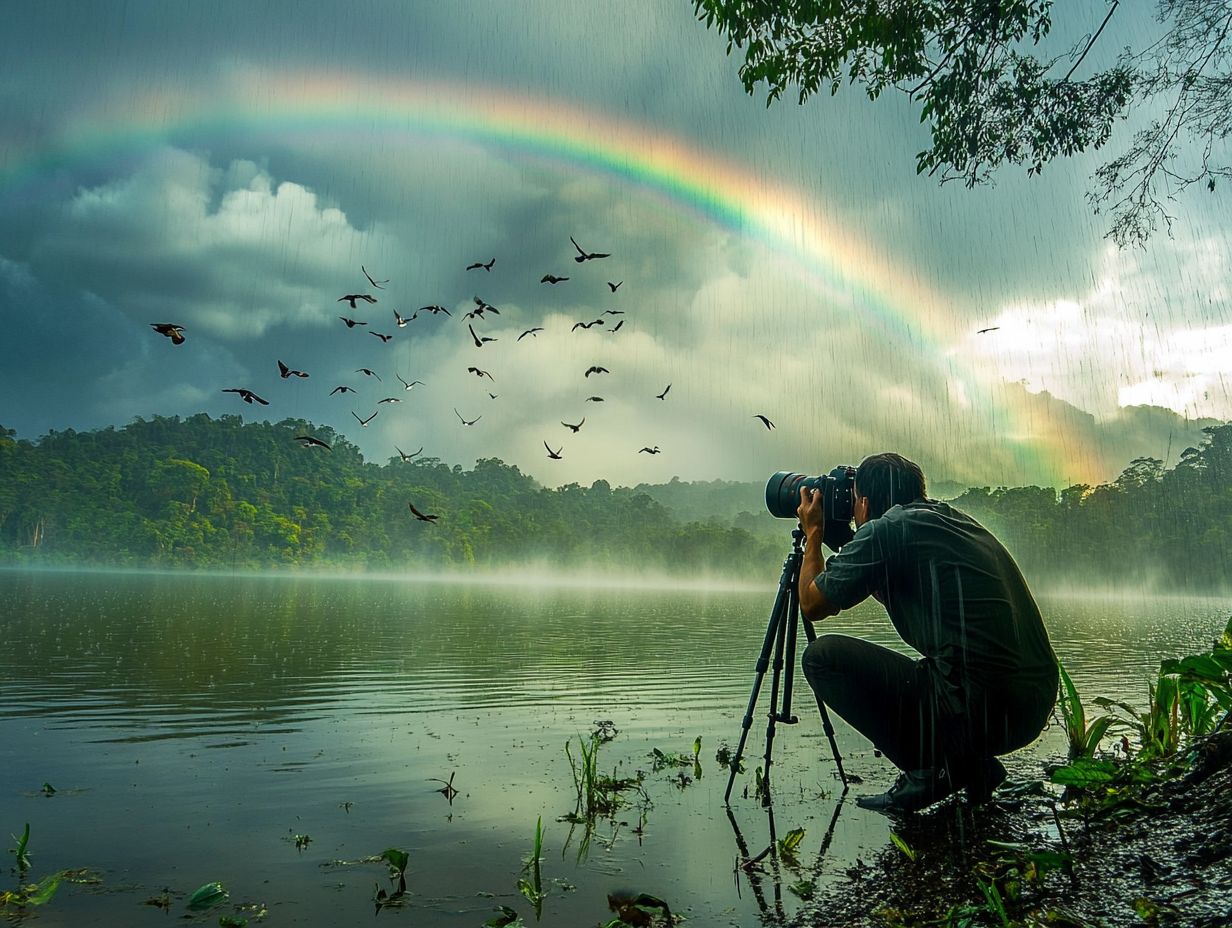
[149,237,780,524]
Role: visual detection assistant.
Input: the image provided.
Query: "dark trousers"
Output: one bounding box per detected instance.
[801,633,1054,779]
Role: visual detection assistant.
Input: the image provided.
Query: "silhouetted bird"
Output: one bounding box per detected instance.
[518,327,544,341]
[488,393,499,399]
[609,320,625,334]
[585,396,604,403]
[396,373,424,391]
[607,281,623,292]
[570,235,610,262]
[545,442,563,460]
[395,445,423,462]
[467,366,494,381]
[394,309,411,327]
[295,435,332,450]
[656,384,672,400]
[562,418,585,433]
[454,408,482,426]
[602,309,624,316]
[466,258,495,271]
[471,296,500,315]
[754,415,775,430]
[468,324,497,347]
[370,331,393,343]
[222,388,269,405]
[541,274,569,284]
[977,326,1000,334]
[639,446,661,454]
[330,385,356,396]
[150,322,185,345]
[420,305,452,316]
[278,360,309,379]
[362,266,389,289]
[584,366,610,377]
[352,410,378,427]
[409,503,439,523]
[356,368,381,380]
[571,318,604,331]
[377,397,402,404]
[338,294,377,308]
[339,316,367,328]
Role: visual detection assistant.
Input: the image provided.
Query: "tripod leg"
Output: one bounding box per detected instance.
[759,584,792,803]
[723,575,790,804]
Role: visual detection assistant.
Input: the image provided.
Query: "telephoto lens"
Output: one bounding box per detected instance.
[764,466,857,549]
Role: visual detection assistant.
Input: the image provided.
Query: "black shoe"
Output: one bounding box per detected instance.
[855,767,957,815]
[964,757,1007,805]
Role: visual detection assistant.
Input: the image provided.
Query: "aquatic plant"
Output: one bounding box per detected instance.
[8,823,30,875]
[888,831,916,863]
[777,826,806,865]
[0,871,62,909]
[373,847,410,910]
[484,905,525,927]
[185,881,228,911]
[605,891,674,927]
[564,733,642,821]
[517,816,546,915]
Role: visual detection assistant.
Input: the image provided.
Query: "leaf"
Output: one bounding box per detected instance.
[484,905,524,928]
[218,917,249,928]
[380,847,409,876]
[889,831,917,862]
[24,872,63,906]
[1049,757,1118,788]
[778,827,806,857]
[186,881,229,911]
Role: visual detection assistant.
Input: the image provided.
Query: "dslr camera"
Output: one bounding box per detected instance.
[765,466,856,550]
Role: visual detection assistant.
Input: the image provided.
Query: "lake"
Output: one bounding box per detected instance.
[1,568,1226,926]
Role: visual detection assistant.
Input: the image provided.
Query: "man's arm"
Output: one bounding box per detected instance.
[796,486,839,623]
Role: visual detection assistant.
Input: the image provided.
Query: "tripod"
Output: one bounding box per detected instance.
[723,527,849,804]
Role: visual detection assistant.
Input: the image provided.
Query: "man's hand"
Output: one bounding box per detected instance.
[797,485,825,536]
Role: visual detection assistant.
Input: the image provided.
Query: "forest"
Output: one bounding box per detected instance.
[1,415,1229,591]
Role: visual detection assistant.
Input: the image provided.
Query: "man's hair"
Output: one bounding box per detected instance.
[855,453,927,520]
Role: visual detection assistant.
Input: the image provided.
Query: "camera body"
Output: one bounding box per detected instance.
[765,466,857,550]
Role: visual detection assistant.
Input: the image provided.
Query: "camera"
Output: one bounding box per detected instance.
[765,466,857,549]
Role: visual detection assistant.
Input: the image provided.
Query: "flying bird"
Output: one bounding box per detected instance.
[518,327,544,341]
[330,385,356,396]
[754,415,776,430]
[222,388,269,406]
[149,323,185,345]
[356,368,381,380]
[570,235,610,262]
[639,446,661,454]
[584,366,610,377]
[294,435,331,450]
[395,445,423,462]
[467,366,494,381]
[361,266,389,289]
[420,304,452,316]
[561,418,585,433]
[601,309,624,316]
[338,316,367,328]
[466,258,496,271]
[377,396,402,404]
[541,274,569,284]
[393,309,411,327]
[656,384,672,400]
[352,410,378,427]
[454,408,482,426]
[607,281,623,292]
[571,318,605,332]
[370,331,393,343]
[977,326,1001,334]
[338,294,377,308]
[585,396,605,403]
[472,296,500,314]
[278,360,309,379]
[609,320,625,334]
[488,392,499,399]
[545,442,563,460]
[396,373,424,391]
[409,503,439,523]
[468,323,497,347]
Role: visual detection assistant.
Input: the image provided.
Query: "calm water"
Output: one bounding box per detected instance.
[1,568,1226,926]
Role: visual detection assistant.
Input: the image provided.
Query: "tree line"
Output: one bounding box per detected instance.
[1,415,1229,590]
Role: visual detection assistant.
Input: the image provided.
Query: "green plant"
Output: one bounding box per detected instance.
[8,823,30,875]
[1057,659,1121,759]
[777,827,805,864]
[517,817,545,914]
[0,871,63,909]
[185,881,228,912]
[888,831,916,863]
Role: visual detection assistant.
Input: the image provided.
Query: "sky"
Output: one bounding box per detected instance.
[1,1,1228,492]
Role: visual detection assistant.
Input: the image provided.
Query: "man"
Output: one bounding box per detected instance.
[796,452,1057,814]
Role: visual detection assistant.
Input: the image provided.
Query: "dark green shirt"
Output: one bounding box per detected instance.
[816,500,1058,701]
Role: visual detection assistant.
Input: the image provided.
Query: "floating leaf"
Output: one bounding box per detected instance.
[777,827,805,861]
[484,905,524,927]
[889,831,917,862]
[218,917,249,928]
[186,881,228,911]
[41,783,56,797]
[379,848,409,877]
[24,872,63,906]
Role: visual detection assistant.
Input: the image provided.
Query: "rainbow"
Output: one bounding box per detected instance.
[0,70,1092,483]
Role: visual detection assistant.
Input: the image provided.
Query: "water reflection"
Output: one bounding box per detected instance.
[0,568,1225,927]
